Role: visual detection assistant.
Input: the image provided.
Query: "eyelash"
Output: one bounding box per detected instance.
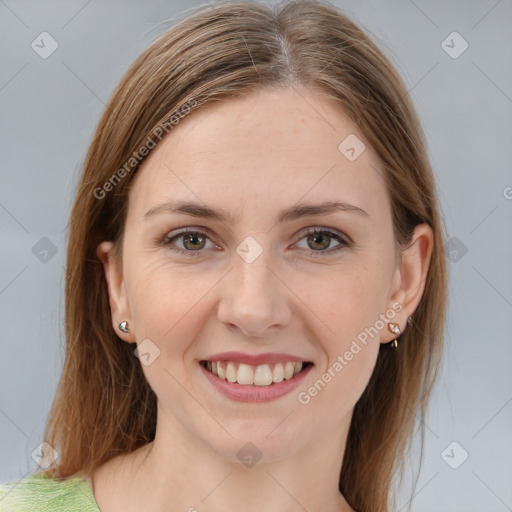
[159,227,352,257]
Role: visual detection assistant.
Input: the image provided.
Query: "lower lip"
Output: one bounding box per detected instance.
[200,363,313,403]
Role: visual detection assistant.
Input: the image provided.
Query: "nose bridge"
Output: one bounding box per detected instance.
[217,240,291,336]
[237,246,272,295]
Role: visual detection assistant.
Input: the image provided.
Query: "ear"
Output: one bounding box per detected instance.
[381,223,433,344]
[96,241,136,344]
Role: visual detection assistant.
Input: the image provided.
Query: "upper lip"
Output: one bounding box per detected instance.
[201,352,311,365]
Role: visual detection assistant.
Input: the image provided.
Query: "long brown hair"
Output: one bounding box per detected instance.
[41,2,448,511]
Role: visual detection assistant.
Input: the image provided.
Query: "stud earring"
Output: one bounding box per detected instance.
[118,321,130,333]
[387,322,401,348]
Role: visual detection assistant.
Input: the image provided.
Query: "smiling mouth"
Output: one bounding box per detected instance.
[200,360,313,387]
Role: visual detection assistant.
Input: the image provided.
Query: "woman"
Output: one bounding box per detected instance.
[0,1,447,511]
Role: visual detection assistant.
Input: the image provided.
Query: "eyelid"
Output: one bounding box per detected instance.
[294,226,352,245]
[163,226,215,240]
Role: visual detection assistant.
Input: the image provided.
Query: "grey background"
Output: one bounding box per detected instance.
[1,1,511,510]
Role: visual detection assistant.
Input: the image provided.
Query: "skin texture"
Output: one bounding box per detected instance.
[94,85,433,512]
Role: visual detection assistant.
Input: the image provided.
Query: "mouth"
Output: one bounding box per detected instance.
[200,360,314,387]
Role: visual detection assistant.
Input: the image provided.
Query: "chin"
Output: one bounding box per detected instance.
[200,416,310,465]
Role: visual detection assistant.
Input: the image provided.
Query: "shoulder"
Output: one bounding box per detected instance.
[0,471,100,512]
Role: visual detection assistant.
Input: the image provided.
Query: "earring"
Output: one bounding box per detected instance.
[387,322,401,348]
[118,321,130,333]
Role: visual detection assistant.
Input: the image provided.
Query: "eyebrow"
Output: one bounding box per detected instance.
[143,199,369,223]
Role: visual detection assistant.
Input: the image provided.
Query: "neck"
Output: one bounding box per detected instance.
[92,404,355,512]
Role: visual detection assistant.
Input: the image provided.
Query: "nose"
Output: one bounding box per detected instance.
[217,246,292,337]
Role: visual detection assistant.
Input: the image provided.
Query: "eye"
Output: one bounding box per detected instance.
[161,228,217,256]
[160,227,351,257]
[294,228,350,255]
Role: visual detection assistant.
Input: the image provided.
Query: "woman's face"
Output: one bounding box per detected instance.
[98,85,429,463]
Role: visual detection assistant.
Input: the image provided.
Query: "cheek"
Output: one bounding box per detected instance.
[124,259,219,413]
[294,323,380,428]
[294,263,389,409]
[126,257,219,356]
[299,343,379,426]
[302,262,391,351]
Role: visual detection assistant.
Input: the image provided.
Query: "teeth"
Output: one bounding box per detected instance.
[226,362,237,383]
[273,363,284,383]
[254,364,273,386]
[205,360,307,386]
[237,363,254,385]
[284,362,294,380]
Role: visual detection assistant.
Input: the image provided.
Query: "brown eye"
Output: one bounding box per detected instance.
[182,232,206,250]
[307,232,331,251]
[295,228,350,255]
[162,229,216,256]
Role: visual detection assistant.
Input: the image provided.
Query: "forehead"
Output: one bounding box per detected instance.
[127,86,389,223]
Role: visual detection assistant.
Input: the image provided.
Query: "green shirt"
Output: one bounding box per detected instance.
[0,471,100,511]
